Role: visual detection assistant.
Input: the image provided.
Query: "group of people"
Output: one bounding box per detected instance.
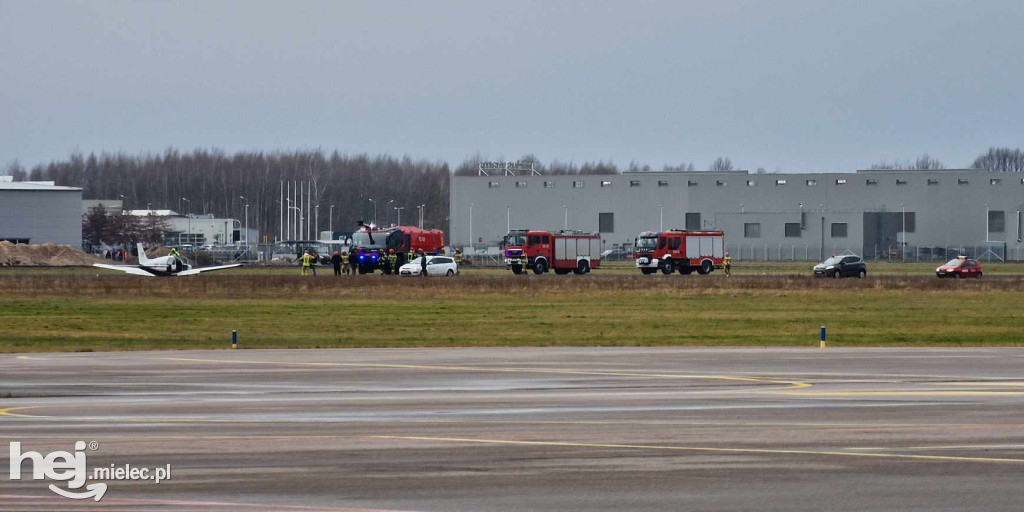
[300,248,463,276]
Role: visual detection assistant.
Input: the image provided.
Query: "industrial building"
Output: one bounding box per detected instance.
[0,177,83,248]
[123,210,258,248]
[449,168,1024,261]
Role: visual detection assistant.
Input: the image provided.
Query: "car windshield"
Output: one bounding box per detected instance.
[407,257,423,265]
[351,232,387,249]
[505,234,526,247]
[636,237,657,250]
[944,258,964,267]
[820,256,843,266]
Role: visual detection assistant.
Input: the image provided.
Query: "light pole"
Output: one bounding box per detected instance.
[240,196,248,248]
[469,203,474,250]
[289,205,301,240]
[395,206,404,226]
[901,203,906,262]
[563,204,568,230]
[658,204,663,232]
[329,205,334,234]
[181,197,191,247]
[368,198,377,226]
[315,204,319,240]
[418,204,426,229]
[985,203,990,243]
[386,199,394,225]
[506,205,511,233]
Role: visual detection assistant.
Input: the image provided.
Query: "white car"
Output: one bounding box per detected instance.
[398,256,458,276]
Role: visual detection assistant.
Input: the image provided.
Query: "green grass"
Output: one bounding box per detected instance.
[0,271,1022,352]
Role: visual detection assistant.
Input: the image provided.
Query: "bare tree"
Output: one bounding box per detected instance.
[869,154,945,170]
[972,147,1024,172]
[708,157,734,171]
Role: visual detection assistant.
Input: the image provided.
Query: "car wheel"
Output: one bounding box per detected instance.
[660,259,674,274]
[858,269,866,278]
[446,269,454,276]
[533,259,548,274]
[833,270,841,279]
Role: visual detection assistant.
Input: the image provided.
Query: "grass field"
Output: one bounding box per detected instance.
[1,265,1022,352]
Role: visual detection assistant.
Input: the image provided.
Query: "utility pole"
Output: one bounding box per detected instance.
[469,203,474,250]
[369,198,377,226]
[395,206,404,226]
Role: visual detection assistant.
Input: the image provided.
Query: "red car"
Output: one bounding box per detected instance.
[936,257,982,278]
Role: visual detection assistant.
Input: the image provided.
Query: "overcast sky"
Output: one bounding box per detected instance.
[2,1,1022,172]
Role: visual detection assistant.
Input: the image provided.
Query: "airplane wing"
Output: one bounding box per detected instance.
[93,263,156,277]
[175,264,243,276]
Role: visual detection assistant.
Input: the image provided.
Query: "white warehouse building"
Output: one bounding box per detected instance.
[449,168,1024,261]
[0,177,83,248]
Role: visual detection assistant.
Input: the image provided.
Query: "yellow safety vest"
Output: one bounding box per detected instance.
[302,253,312,267]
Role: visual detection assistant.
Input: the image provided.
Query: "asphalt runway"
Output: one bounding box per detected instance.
[2,347,1024,511]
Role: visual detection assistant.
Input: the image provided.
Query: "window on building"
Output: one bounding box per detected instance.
[835,179,847,185]
[831,223,848,238]
[785,222,801,238]
[927,179,939,185]
[688,180,698,187]
[515,181,527,188]
[903,212,916,233]
[989,210,1006,233]
[599,212,614,233]
[806,179,817,186]
[744,223,761,238]
[958,178,969,185]
[896,179,908,185]
[746,180,756,187]
[629,180,640,187]
[543,181,555,188]
[572,181,584,188]
[990,178,1001,186]
[685,213,701,231]
[600,181,612,187]
[657,180,669,187]
[488,181,500,188]
[866,179,878,186]
[716,180,726,187]
[775,179,787,186]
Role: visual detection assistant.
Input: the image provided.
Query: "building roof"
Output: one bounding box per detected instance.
[0,180,82,191]
[127,209,180,216]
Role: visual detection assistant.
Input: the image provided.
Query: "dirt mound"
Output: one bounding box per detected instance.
[0,242,102,266]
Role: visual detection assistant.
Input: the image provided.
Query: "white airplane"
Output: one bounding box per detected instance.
[94,243,242,277]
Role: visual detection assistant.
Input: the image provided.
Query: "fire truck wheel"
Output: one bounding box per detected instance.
[533,259,548,274]
[698,259,713,275]
[574,260,590,275]
[660,259,674,274]
[640,268,655,275]
[511,265,523,275]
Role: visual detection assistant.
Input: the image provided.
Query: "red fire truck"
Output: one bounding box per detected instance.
[634,230,725,275]
[503,229,602,275]
[351,223,445,273]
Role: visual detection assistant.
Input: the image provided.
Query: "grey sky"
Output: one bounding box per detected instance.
[2,1,1022,172]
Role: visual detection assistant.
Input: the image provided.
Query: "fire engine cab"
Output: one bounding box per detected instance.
[503,229,602,275]
[634,230,725,275]
[351,224,445,274]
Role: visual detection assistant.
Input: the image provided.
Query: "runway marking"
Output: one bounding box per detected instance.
[0,493,419,511]
[0,406,42,418]
[372,435,1024,464]
[776,390,1024,397]
[159,357,811,389]
[935,381,1024,387]
[850,444,1024,451]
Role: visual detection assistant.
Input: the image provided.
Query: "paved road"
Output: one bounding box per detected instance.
[2,347,1024,511]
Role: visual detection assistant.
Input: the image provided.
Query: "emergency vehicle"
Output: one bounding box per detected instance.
[503,229,602,275]
[351,223,445,274]
[634,230,725,275]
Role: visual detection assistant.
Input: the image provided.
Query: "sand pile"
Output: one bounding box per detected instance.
[0,241,102,266]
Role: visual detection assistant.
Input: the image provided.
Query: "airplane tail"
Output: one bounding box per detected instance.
[136,243,152,264]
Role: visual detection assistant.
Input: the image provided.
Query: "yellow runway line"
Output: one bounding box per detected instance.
[0,406,42,418]
[371,435,1024,464]
[159,357,811,390]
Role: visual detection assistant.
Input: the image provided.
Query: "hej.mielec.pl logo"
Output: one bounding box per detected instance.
[9,441,172,501]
